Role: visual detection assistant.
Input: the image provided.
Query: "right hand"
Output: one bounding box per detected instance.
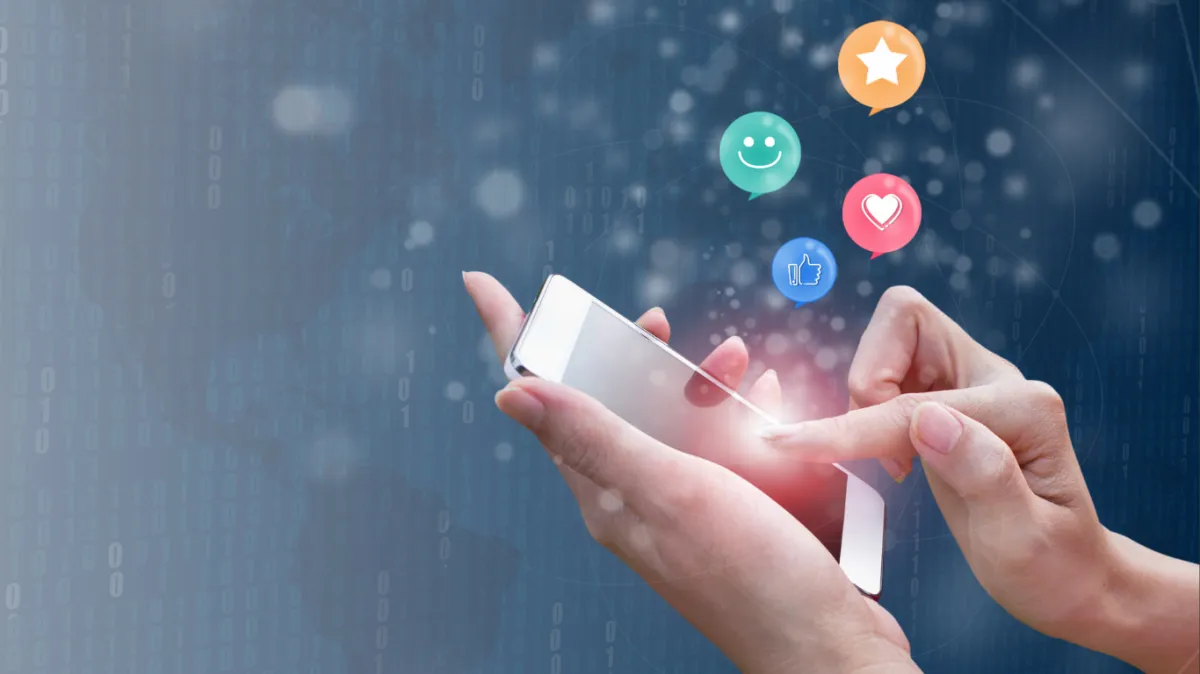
[759,286,1199,673]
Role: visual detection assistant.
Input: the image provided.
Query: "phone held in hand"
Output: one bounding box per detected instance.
[506,274,886,598]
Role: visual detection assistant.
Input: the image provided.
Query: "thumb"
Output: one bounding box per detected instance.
[800,254,811,265]
[496,378,679,494]
[909,402,1038,533]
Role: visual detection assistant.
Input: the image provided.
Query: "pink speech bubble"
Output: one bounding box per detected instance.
[842,173,922,259]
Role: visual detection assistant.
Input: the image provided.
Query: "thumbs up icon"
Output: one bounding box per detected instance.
[787,255,822,286]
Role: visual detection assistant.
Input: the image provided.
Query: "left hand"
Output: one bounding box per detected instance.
[465,272,917,674]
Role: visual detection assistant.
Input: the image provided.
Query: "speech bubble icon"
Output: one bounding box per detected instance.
[771,237,837,308]
[719,111,801,200]
[842,173,922,259]
[837,21,926,116]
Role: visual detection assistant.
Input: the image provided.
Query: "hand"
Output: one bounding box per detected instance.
[464,272,918,674]
[760,287,1200,674]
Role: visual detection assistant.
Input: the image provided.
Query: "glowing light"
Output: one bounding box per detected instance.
[475,170,524,219]
[1132,199,1162,229]
[272,85,354,135]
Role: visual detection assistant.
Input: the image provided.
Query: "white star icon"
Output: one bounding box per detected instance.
[857,37,908,85]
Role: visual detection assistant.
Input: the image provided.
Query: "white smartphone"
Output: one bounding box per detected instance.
[506,274,886,597]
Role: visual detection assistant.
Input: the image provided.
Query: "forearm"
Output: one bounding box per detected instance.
[1085,530,1200,674]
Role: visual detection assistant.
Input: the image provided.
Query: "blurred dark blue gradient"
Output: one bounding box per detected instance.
[1,0,1196,672]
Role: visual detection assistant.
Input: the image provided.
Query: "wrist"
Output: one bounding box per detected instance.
[807,612,921,674]
[1081,530,1200,673]
[792,634,918,674]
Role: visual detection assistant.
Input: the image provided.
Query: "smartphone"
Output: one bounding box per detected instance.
[506,274,885,597]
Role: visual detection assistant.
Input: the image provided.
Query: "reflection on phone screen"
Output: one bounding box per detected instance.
[560,302,848,559]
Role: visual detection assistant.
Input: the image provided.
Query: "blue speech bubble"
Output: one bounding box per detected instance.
[771,237,838,308]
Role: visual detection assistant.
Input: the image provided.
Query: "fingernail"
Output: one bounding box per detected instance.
[757,424,789,441]
[649,306,664,315]
[880,458,907,483]
[912,403,962,455]
[495,383,545,428]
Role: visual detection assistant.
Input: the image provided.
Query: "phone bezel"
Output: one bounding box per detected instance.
[507,274,884,598]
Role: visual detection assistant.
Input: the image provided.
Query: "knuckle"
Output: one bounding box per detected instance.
[878,285,929,314]
[891,392,927,418]
[1025,380,1066,417]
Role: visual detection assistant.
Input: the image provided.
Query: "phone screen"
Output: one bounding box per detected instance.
[559,302,848,560]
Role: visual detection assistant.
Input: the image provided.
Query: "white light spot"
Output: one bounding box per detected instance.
[1121,61,1151,90]
[650,239,681,268]
[731,260,756,287]
[495,442,514,462]
[986,129,1014,157]
[649,369,667,387]
[762,218,782,239]
[533,44,560,71]
[1093,233,1121,262]
[630,523,653,549]
[445,381,466,401]
[1014,260,1038,288]
[963,161,986,182]
[609,226,640,254]
[660,39,680,58]
[1132,199,1161,229]
[370,268,391,289]
[273,85,354,135]
[927,179,944,196]
[639,274,675,306]
[780,27,804,52]
[475,170,524,219]
[815,347,839,371]
[599,489,624,511]
[950,272,970,292]
[856,280,873,297]
[1012,57,1044,88]
[408,220,435,248]
[1003,174,1029,200]
[864,158,883,174]
[669,89,694,114]
[308,433,362,483]
[830,316,845,332]
[588,1,616,25]
[1019,228,1032,240]
[765,332,789,356]
[809,44,836,69]
[718,9,741,32]
[773,0,794,11]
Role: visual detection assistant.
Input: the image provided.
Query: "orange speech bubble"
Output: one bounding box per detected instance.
[837,21,926,116]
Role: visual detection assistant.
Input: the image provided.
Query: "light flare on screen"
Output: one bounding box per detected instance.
[560,302,847,557]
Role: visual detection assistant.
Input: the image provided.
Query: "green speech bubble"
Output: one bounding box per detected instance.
[718,111,801,200]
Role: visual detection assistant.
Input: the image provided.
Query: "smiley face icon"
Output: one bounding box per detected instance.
[719,111,802,200]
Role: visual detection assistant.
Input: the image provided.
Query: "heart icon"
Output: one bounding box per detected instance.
[861,193,903,231]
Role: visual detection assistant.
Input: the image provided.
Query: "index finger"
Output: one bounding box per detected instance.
[848,286,1021,408]
[759,383,1032,463]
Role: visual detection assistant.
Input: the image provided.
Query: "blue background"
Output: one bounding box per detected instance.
[1,0,1197,672]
